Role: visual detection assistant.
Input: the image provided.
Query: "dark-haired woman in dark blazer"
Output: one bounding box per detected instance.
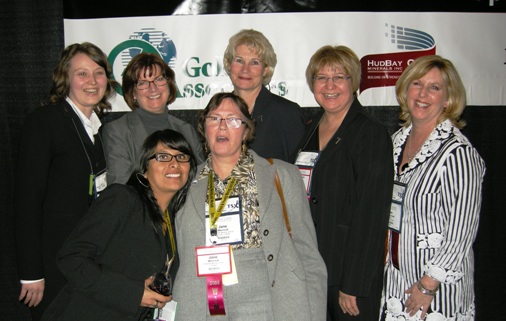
[42,129,197,321]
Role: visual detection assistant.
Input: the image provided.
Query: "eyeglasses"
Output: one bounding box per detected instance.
[148,153,191,163]
[314,74,351,85]
[136,76,168,90]
[205,116,245,129]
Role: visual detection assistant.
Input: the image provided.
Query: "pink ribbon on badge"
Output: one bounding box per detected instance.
[206,275,226,315]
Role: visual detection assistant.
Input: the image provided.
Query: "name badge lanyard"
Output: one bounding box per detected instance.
[71,118,102,202]
[205,171,236,315]
[295,117,324,198]
[164,210,176,267]
[208,171,237,236]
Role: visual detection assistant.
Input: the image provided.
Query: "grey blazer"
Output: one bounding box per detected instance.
[102,110,205,184]
[173,151,327,320]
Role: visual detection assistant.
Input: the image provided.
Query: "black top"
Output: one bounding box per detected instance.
[249,86,305,162]
[295,99,394,295]
[14,101,107,318]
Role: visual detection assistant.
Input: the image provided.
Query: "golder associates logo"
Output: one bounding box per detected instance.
[108,28,177,96]
[107,27,292,101]
[107,27,234,100]
[359,24,436,93]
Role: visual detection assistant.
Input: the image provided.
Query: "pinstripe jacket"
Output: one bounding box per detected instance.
[382,119,486,320]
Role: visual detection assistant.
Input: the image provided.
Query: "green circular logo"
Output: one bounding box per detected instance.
[107,40,162,96]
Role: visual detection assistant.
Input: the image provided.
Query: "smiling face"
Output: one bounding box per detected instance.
[406,67,448,128]
[313,64,354,116]
[134,65,170,114]
[229,44,268,94]
[145,143,191,207]
[68,53,108,117]
[205,98,248,163]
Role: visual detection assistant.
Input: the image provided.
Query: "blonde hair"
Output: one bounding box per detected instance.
[305,45,361,97]
[223,29,277,86]
[396,55,466,128]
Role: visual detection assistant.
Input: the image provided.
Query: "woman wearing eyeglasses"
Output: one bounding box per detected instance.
[103,52,205,185]
[41,129,197,321]
[171,92,327,320]
[293,45,394,321]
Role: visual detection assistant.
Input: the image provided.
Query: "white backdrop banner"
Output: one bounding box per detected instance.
[64,12,506,111]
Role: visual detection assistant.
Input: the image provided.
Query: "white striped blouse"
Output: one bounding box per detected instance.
[381,119,486,321]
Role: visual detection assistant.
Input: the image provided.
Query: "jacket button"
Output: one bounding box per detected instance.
[311,197,318,204]
[267,254,274,261]
[263,230,269,236]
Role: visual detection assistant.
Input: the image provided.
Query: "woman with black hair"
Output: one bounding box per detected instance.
[41,129,197,321]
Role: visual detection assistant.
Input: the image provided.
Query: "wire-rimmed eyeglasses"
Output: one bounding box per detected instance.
[148,153,191,163]
[314,74,351,85]
[205,116,246,129]
[136,76,168,90]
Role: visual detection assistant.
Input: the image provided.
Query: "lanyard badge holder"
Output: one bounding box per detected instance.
[88,168,107,200]
[196,172,239,316]
[389,181,406,269]
[295,151,320,198]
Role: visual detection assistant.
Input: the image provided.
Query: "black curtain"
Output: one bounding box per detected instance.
[1,1,504,320]
[1,0,64,320]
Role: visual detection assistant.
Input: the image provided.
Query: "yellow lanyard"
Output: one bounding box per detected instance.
[163,209,176,264]
[207,171,237,230]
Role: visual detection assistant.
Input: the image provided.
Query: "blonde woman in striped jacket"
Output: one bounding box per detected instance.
[380,55,485,321]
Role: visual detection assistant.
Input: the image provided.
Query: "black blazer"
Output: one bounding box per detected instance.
[249,86,305,161]
[42,184,168,321]
[294,99,394,296]
[14,100,106,316]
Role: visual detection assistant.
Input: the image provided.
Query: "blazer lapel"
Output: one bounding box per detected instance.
[128,112,150,154]
[252,152,276,221]
[316,99,362,164]
[188,171,209,225]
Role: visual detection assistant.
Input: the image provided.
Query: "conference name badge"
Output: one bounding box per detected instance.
[389,181,406,233]
[195,245,232,276]
[205,196,244,246]
[195,245,233,316]
[295,151,319,195]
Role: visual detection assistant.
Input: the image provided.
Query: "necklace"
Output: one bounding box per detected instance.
[406,131,430,163]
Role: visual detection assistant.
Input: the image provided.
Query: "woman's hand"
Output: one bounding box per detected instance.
[18,280,44,307]
[404,276,440,318]
[140,276,172,309]
[338,291,360,316]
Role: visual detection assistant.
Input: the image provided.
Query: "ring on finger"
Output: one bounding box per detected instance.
[153,300,158,309]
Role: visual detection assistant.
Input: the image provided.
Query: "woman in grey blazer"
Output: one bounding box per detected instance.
[172,92,327,320]
[103,53,205,185]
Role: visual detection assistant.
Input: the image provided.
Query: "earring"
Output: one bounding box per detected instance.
[242,141,247,154]
[136,172,149,188]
